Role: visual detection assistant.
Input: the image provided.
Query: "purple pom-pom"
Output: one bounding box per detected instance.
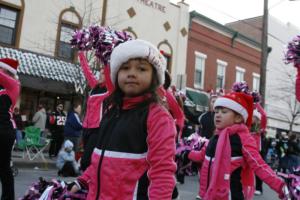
[251,91,261,103]
[284,35,300,68]
[231,81,261,103]
[232,81,250,93]
[71,25,132,65]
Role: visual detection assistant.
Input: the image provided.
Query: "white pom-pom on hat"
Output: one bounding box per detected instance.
[110,39,166,86]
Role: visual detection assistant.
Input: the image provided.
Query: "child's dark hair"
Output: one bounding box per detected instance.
[104,63,160,113]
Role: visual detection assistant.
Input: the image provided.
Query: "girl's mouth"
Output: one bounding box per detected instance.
[125,81,138,85]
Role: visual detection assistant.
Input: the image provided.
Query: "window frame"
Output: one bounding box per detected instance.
[57,22,77,61]
[216,59,227,89]
[0,3,22,47]
[252,72,260,92]
[235,66,246,82]
[55,7,82,62]
[194,51,207,90]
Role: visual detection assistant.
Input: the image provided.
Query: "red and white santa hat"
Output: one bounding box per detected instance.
[214,92,254,127]
[110,39,166,86]
[0,58,19,75]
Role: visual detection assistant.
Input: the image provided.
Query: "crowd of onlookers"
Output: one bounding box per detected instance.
[264,132,300,172]
[13,102,82,177]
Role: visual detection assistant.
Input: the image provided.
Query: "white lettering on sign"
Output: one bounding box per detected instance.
[137,0,166,13]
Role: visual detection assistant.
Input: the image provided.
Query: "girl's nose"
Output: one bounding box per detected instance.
[127,68,137,77]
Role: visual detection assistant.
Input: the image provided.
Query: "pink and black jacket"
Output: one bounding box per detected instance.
[189,124,284,200]
[0,71,20,130]
[78,52,114,129]
[75,95,176,199]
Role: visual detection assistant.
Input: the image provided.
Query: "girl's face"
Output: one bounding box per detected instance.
[117,59,153,97]
[214,107,243,129]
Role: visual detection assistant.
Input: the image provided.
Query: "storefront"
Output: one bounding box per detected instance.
[0,46,85,122]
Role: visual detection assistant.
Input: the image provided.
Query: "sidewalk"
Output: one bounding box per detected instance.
[12,150,57,169]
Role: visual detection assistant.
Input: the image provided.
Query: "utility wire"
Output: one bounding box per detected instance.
[192,0,288,44]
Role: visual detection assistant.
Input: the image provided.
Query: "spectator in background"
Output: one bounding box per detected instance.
[48,103,66,158]
[64,102,83,152]
[281,133,300,173]
[32,104,47,135]
[56,140,79,177]
[197,90,222,139]
[13,107,23,145]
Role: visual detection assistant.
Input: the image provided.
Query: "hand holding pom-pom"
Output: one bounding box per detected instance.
[71,25,132,65]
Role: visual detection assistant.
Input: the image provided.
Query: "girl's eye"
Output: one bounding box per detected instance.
[138,65,147,71]
[120,66,129,70]
[221,109,227,114]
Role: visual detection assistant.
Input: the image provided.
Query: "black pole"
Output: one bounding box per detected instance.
[259,0,268,107]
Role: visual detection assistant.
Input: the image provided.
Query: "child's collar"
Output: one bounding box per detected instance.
[215,123,248,135]
[122,93,152,110]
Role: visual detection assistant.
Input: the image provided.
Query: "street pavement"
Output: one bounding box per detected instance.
[1,167,279,199]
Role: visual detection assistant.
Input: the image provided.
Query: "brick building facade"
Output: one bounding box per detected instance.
[185,11,261,109]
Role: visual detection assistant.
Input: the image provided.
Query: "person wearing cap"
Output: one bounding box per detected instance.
[48,103,66,158]
[56,140,79,177]
[0,58,20,200]
[186,91,286,200]
[68,39,176,199]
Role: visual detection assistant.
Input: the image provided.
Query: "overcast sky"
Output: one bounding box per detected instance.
[170,0,300,29]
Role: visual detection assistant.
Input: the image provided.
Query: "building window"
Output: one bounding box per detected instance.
[235,66,245,82]
[56,7,82,61]
[161,51,172,72]
[57,23,76,61]
[0,6,19,46]
[253,73,260,91]
[194,51,207,89]
[216,59,227,89]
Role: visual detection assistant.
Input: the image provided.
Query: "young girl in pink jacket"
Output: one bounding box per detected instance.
[69,39,177,199]
[188,90,286,200]
[0,58,20,200]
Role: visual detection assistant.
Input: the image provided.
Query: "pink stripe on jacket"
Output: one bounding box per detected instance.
[78,52,114,128]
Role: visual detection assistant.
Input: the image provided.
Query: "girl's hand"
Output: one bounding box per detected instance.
[278,184,289,200]
[70,185,80,193]
[67,181,80,193]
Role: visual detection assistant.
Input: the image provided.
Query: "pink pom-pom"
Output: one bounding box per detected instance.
[71,25,132,65]
[284,35,300,68]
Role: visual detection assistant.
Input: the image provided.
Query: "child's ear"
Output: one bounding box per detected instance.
[234,114,244,124]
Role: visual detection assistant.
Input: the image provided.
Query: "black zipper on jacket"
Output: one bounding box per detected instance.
[95,111,119,200]
[206,157,213,190]
[94,100,150,199]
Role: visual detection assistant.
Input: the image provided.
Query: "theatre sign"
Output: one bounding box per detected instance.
[136,0,166,13]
